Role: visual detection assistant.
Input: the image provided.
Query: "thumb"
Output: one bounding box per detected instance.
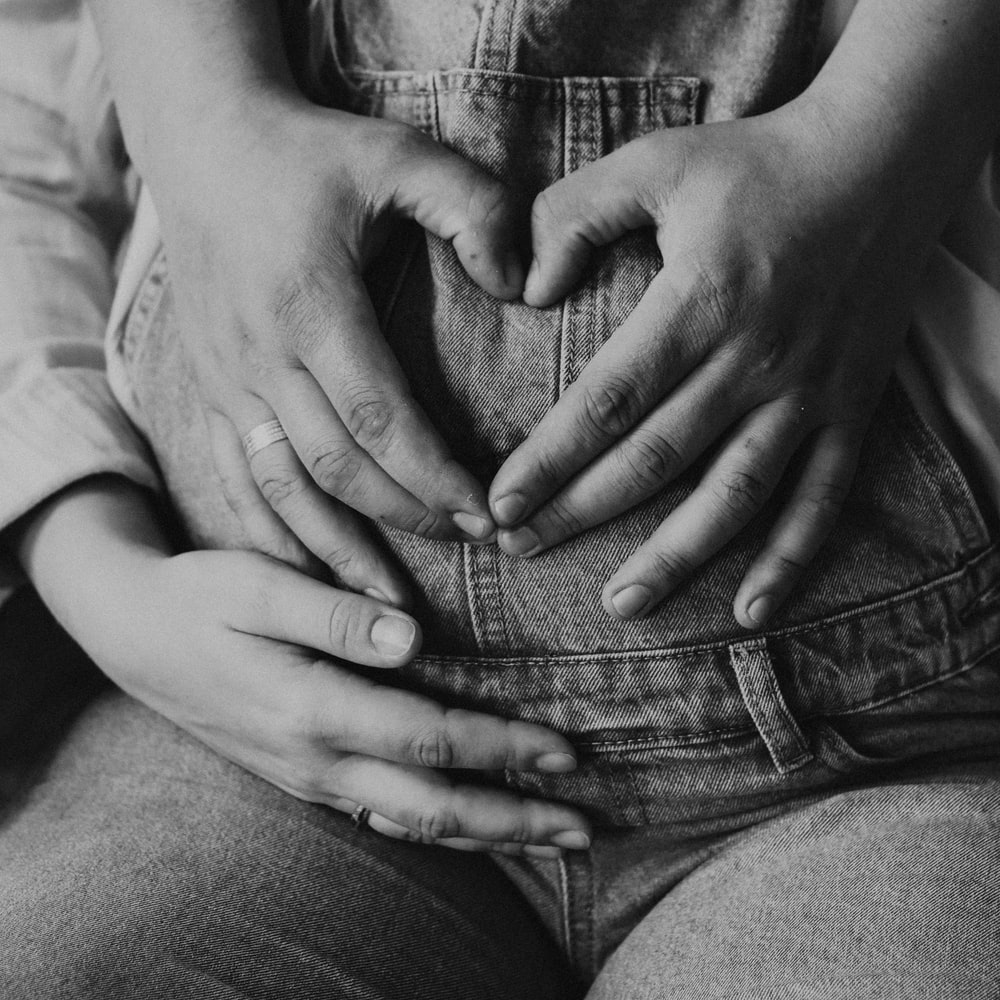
[524,144,662,308]
[388,130,527,301]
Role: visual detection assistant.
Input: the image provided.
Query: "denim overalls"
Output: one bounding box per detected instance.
[116,0,1000,984]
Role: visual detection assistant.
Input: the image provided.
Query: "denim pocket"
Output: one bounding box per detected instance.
[812,647,1000,776]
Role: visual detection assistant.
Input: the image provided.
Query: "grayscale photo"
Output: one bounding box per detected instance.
[1,1,998,996]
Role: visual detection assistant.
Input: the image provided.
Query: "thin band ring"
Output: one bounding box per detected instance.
[242,418,289,461]
[350,805,372,831]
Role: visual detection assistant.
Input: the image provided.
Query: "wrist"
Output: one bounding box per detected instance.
[17,477,171,647]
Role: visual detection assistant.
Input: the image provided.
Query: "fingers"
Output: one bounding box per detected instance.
[323,755,591,850]
[225,557,422,667]
[332,802,565,858]
[733,424,860,630]
[223,396,412,604]
[490,269,712,530]
[600,398,807,620]
[277,268,495,541]
[495,353,736,557]
[524,148,658,307]
[289,662,577,774]
[266,369,460,540]
[205,407,320,576]
[386,128,527,301]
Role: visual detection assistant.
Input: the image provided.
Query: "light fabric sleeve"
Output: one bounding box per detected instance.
[0,0,160,603]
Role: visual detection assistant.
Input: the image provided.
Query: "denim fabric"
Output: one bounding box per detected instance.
[0,690,576,1000]
[97,0,1000,993]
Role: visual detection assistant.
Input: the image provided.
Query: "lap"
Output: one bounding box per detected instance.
[0,689,576,1000]
[589,775,1000,999]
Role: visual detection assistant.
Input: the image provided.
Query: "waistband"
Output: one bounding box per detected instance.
[399,542,1000,751]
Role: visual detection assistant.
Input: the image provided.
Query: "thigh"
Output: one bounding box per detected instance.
[588,776,1000,1000]
[0,690,576,1000]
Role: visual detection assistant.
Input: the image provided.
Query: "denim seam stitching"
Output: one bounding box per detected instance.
[412,545,998,666]
[817,639,1000,719]
[461,543,487,653]
[578,724,757,752]
[729,641,812,773]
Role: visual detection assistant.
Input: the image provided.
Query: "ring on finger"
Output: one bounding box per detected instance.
[350,804,372,831]
[242,418,289,461]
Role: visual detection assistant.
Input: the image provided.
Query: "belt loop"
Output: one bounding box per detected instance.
[728,638,813,774]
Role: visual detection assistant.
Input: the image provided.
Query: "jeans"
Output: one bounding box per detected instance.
[5,0,1000,995]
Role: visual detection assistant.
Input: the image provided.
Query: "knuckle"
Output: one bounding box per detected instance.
[307,441,364,496]
[257,469,302,510]
[410,727,458,770]
[416,802,461,842]
[689,267,743,334]
[545,495,587,538]
[325,597,368,653]
[770,551,811,575]
[799,480,850,528]
[578,376,644,441]
[644,546,697,587]
[745,330,792,380]
[618,428,684,491]
[343,393,397,453]
[271,276,326,357]
[713,467,771,520]
[389,501,447,539]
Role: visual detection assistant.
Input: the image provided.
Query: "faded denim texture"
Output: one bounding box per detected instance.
[78,0,1000,994]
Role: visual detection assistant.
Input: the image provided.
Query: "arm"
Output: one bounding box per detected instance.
[14,476,588,856]
[0,0,159,595]
[86,0,526,586]
[0,0,589,854]
[489,0,1000,626]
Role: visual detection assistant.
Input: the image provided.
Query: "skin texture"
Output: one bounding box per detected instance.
[15,478,589,856]
[490,0,1000,627]
[40,0,997,848]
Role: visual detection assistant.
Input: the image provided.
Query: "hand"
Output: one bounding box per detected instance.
[145,92,526,599]
[490,94,934,628]
[19,481,590,857]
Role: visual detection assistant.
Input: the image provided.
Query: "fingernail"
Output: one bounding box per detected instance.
[364,587,393,603]
[503,250,524,291]
[493,492,527,526]
[535,752,577,774]
[371,615,416,656]
[610,584,652,619]
[551,830,591,851]
[452,511,495,541]
[499,525,541,558]
[746,594,775,628]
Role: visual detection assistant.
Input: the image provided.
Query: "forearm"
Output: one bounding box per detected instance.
[14,477,168,658]
[87,0,299,183]
[804,0,1000,237]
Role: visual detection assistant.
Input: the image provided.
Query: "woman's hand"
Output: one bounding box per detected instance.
[17,480,590,857]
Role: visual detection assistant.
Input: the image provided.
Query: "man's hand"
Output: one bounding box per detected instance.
[489,100,938,627]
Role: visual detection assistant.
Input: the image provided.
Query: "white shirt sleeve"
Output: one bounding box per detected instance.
[0,0,161,604]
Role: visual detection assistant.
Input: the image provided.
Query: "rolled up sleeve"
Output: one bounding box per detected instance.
[0,0,160,601]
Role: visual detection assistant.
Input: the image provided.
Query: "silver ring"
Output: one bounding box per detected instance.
[241,419,288,461]
[350,805,372,831]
